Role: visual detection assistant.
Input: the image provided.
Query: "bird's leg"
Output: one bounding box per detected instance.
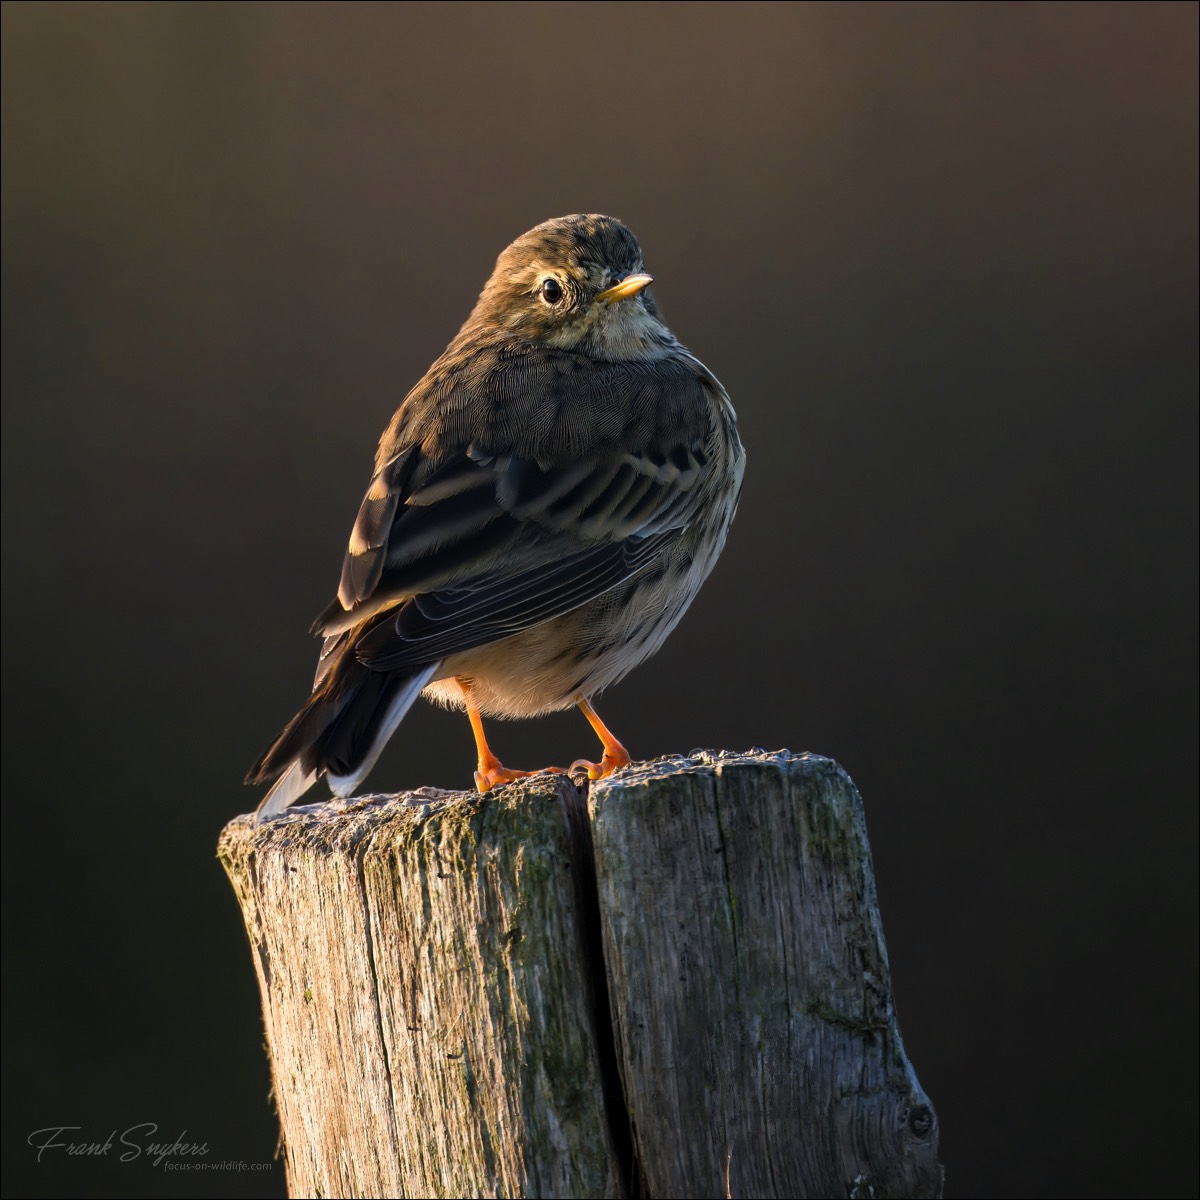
[570,697,632,781]
[461,679,563,793]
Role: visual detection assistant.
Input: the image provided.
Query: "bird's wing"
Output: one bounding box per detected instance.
[353,527,679,670]
[313,350,720,668]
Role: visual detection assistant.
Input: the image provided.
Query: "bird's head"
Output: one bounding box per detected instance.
[466,214,670,361]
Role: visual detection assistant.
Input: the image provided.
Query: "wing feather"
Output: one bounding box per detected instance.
[355,531,675,670]
[315,345,722,668]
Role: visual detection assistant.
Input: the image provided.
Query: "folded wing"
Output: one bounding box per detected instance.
[313,351,720,672]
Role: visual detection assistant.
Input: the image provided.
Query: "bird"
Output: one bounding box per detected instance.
[246,214,745,819]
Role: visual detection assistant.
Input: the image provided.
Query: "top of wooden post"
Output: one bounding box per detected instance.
[220,749,942,1199]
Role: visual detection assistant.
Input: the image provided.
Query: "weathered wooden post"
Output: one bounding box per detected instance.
[219,750,942,1198]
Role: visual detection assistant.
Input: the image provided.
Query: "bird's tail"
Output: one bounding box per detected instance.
[245,637,438,821]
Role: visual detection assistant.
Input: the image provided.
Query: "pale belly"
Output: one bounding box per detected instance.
[421,536,719,719]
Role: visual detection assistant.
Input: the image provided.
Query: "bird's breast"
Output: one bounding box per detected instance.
[424,524,726,720]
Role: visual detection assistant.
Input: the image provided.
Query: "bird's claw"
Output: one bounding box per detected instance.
[474,762,565,793]
[568,751,630,782]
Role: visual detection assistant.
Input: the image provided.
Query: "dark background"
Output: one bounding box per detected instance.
[2,3,1196,1197]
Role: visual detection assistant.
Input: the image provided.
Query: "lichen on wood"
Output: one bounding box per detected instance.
[220,750,942,1199]
[589,751,942,1199]
[220,778,622,1199]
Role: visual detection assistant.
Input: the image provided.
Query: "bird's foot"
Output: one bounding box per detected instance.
[568,745,632,782]
[473,757,564,793]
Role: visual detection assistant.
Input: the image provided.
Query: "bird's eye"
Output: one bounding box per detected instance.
[539,278,563,305]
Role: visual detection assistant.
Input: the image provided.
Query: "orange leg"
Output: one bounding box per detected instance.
[462,679,563,793]
[570,698,632,781]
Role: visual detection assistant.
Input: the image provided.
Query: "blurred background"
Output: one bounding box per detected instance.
[2,3,1195,1197]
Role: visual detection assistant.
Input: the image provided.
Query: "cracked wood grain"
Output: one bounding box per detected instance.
[220,750,942,1199]
[220,778,623,1199]
[589,751,942,1199]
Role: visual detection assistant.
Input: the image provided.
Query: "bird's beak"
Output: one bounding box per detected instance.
[596,273,655,304]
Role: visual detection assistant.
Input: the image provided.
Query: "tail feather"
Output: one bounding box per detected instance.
[244,672,353,787]
[246,625,441,820]
[327,664,437,797]
[255,761,319,821]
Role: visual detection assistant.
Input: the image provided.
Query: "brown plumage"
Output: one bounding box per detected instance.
[246,214,745,818]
